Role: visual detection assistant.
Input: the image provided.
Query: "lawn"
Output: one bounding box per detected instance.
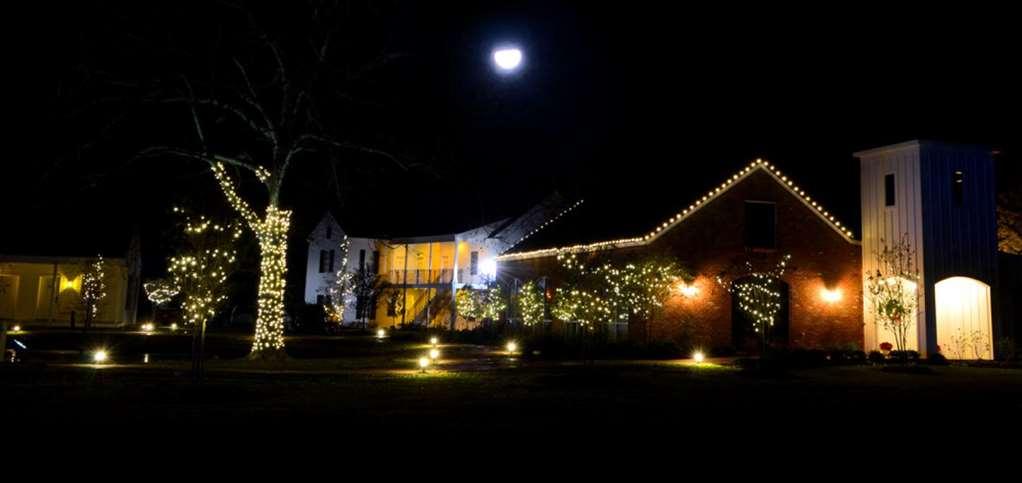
[3,348,1020,440]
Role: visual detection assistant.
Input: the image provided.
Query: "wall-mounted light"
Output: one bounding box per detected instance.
[676,281,699,298]
[61,275,81,292]
[480,258,498,279]
[820,287,842,303]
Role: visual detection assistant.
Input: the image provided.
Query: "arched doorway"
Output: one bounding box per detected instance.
[935,277,993,360]
[731,277,790,352]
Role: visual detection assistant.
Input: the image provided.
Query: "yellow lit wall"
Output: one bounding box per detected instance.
[0,260,129,325]
[935,276,993,359]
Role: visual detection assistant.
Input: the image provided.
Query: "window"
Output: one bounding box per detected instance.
[325,225,332,239]
[953,170,964,205]
[372,251,380,273]
[359,249,367,271]
[744,201,776,249]
[884,173,896,207]
[470,251,479,275]
[328,250,335,272]
[318,250,330,273]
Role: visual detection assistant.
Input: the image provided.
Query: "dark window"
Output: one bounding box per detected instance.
[744,201,776,249]
[884,173,896,207]
[359,249,367,271]
[953,170,964,205]
[325,225,332,239]
[318,250,330,273]
[372,251,380,273]
[470,251,479,275]
[328,250,335,272]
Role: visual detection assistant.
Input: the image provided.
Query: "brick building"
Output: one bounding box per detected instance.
[500,158,862,352]
[498,141,1003,357]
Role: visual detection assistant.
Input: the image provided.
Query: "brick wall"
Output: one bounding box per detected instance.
[502,169,863,352]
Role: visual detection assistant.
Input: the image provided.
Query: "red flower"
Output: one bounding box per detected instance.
[879,342,893,351]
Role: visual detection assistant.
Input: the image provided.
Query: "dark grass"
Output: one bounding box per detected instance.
[4,360,1021,438]
[4,330,1022,450]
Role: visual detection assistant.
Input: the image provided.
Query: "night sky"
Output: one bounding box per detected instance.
[13,2,1021,284]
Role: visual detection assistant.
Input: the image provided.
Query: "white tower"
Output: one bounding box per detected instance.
[857,141,997,357]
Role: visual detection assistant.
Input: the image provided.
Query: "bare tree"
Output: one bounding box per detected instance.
[999,192,1022,255]
[139,4,406,357]
[351,268,382,328]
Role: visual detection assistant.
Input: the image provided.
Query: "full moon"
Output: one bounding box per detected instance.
[492,47,523,72]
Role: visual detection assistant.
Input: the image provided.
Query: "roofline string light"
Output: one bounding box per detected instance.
[506,199,585,251]
[498,159,857,262]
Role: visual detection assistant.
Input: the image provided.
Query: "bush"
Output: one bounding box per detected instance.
[867,351,885,365]
[996,337,1017,361]
[828,350,866,365]
[887,350,920,363]
[881,365,935,375]
[926,352,949,365]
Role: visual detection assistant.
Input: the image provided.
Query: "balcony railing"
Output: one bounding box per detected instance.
[384,269,457,285]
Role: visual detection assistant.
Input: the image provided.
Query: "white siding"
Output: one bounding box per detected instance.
[858,143,926,351]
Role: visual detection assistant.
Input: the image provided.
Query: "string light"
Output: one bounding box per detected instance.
[717,254,792,339]
[515,280,545,326]
[456,286,506,321]
[508,199,585,250]
[165,211,241,333]
[498,159,855,262]
[144,280,178,306]
[323,236,355,323]
[551,254,682,329]
[81,255,107,324]
[210,162,291,354]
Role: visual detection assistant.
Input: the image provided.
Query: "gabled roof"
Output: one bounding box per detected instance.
[498,159,858,262]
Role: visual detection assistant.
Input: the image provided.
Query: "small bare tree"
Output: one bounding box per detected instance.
[351,268,382,328]
[716,254,792,353]
[80,255,107,331]
[322,236,355,324]
[166,209,242,376]
[865,235,920,353]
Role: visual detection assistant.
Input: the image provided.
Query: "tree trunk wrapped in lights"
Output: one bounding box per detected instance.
[137,4,406,358]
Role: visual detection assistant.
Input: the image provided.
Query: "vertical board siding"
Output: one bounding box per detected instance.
[860,141,997,355]
[859,145,926,351]
[920,144,998,355]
